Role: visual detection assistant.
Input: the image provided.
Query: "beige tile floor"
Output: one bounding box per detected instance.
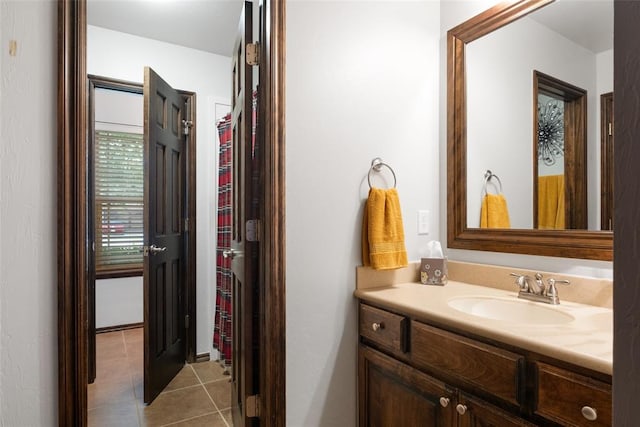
[88,328,232,427]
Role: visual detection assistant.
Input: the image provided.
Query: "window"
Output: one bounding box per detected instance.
[95,130,144,276]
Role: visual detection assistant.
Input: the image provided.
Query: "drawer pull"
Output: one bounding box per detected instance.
[581,406,597,421]
[439,397,450,408]
[456,404,467,415]
[372,322,384,332]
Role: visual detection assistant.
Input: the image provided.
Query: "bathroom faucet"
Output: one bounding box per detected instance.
[510,273,570,305]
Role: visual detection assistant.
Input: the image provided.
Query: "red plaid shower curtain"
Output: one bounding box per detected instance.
[213,92,258,367]
[214,113,233,366]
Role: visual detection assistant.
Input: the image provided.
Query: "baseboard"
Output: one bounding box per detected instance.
[196,352,210,362]
[96,322,143,334]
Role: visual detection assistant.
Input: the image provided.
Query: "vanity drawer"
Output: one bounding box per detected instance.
[535,362,611,426]
[410,321,524,406]
[359,304,407,354]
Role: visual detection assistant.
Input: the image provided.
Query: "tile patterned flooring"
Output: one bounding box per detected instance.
[88,328,232,427]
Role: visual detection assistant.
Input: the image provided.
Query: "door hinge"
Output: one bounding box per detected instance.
[246,42,260,66]
[246,394,260,418]
[184,218,189,232]
[182,119,193,136]
[185,314,190,329]
[608,122,613,136]
[246,219,261,242]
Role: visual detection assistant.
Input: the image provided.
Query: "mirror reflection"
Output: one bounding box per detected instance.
[465,0,613,231]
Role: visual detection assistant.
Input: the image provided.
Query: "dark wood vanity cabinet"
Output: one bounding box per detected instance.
[358,303,612,427]
[359,345,456,426]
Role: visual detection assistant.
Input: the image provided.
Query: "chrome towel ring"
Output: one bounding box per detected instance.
[368,157,397,189]
[483,170,503,195]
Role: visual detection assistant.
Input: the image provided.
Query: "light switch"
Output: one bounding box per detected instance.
[418,210,430,235]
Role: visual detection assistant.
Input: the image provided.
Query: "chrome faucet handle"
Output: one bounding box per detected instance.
[510,273,528,291]
[545,278,570,304]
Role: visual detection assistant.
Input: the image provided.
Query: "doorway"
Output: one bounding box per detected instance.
[533,70,588,230]
[58,0,286,425]
[87,73,198,409]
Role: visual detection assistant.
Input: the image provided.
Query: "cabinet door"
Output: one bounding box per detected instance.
[457,393,537,427]
[359,345,456,427]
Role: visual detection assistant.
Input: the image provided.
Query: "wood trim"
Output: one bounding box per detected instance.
[196,353,211,363]
[95,268,143,280]
[614,2,640,423]
[58,1,88,425]
[183,91,198,364]
[260,0,287,425]
[96,322,144,334]
[446,0,613,261]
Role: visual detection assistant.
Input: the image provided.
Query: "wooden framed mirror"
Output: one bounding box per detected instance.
[447,0,613,261]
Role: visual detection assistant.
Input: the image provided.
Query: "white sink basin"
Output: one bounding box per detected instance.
[447,296,575,325]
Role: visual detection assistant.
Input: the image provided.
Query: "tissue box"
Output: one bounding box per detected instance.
[420,258,448,286]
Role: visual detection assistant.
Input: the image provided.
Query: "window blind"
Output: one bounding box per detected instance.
[95,130,144,274]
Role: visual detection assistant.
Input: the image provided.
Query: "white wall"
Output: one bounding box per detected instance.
[88,25,232,355]
[465,14,599,229]
[287,2,440,425]
[95,277,144,328]
[440,1,613,279]
[0,0,58,424]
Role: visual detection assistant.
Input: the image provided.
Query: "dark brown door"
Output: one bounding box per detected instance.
[601,92,614,231]
[229,2,259,425]
[359,345,456,426]
[143,67,186,404]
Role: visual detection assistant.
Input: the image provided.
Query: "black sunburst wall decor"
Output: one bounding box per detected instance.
[537,98,564,166]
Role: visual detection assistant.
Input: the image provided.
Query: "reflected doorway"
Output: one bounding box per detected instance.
[533,70,588,230]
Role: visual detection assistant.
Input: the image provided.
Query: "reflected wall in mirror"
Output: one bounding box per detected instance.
[447,0,613,260]
[465,0,612,232]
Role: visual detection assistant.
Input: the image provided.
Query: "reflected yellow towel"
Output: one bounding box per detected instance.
[362,188,408,270]
[480,193,511,228]
[538,175,565,229]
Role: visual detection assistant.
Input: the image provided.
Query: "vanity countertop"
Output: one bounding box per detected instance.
[355,281,612,375]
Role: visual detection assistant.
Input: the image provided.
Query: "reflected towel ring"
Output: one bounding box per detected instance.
[483,170,503,195]
[368,157,397,189]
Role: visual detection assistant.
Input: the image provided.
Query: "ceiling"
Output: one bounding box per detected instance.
[529,0,613,54]
[87,0,244,57]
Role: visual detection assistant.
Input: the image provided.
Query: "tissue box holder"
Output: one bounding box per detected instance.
[420,258,447,286]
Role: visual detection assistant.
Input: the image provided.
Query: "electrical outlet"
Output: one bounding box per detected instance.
[418,210,430,235]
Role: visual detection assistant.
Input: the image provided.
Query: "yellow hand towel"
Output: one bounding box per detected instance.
[480,193,511,229]
[362,188,408,270]
[537,175,565,229]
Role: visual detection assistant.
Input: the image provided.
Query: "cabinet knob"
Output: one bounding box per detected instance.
[439,397,450,408]
[581,406,597,421]
[372,322,383,332]
[456,404,467,415]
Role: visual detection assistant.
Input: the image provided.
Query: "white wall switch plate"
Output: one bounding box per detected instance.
[418,210,430,235]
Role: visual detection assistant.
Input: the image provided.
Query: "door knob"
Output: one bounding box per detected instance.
[223,248,244,259]
[439,397,450,408]
[143,245,167,256]
[456,404,467,415]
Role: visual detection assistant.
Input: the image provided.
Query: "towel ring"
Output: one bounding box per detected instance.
[483,170,503,195]
[368,157,397,189]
